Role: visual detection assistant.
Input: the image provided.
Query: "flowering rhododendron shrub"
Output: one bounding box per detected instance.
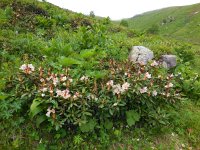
[15,60,182,132]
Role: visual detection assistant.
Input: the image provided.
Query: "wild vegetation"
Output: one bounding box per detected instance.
[124,2,200,73]
[0,0,199,149]
[126,3,200,44]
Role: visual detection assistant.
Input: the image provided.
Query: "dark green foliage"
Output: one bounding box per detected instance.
[126,110,140,126]
[146,24,159,34]
[120,19,129,27]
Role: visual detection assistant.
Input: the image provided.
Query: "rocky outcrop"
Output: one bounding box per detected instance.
[128,46,154,65]
[128,46,177,69]
[161,55,177,69]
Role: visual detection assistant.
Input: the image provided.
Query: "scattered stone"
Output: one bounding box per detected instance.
[161,55,176,69]
[128,46,154,65]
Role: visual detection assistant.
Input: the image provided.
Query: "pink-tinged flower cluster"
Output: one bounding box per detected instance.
[46,107,55,117]
[60,74,67,82]
[40,87,48,92]
[56,89,71,99]
[112,84,122,94]
[150,61,159,67]
[19,64,35,74]
[112,82,130,94]
[80,75,89,81]
[144,72,151,79]
[152,90,158,96]
[167,74,174,80]
[169,74,174,78]
[73,92,81,100]
[46,74,59,86]
[55,89,82,100]
[106,80,114,86]
[165,83,173,88]
[122,82,130,91]
[140,87,148,94]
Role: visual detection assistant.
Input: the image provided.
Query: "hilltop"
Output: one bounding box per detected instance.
[126,3,200,45]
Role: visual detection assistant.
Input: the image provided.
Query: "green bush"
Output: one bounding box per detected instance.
[146,24,159,34]
[3,60,182,135]
[120,19,129,27]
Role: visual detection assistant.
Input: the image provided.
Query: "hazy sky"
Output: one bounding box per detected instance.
[46,0,200,20]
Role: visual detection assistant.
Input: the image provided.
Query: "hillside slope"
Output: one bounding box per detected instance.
[0,0,200,149]
[126,3,200,44]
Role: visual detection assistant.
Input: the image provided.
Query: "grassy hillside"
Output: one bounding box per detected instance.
[126,3,200,44]
[0,0,200,149]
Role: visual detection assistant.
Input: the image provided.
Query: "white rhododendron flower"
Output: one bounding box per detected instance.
[169,74,174,78]
[150,61,158,67]
[112,82,130,94]
[152,90,157,96]
[41,93,45,97]
[106,80,114,87]
[28,64,35,71]
[140,87,148,94]
[122,82,130,91]
[62,92,71,99]
[80,75,89,81]
[60,76,67,82]
[46,77,52,81]
[56,89,62,97]
[19,64,27,70]
[73,92,80,100]
[40,87,48,92]
[56,89,71,99]
[53,77,59,86]
[68,78,73,83]
[166,93,170,97]
[145,72,151,79]
[162,92,166,96]
[165,83,173,88]
[113,102,118,106]
[19,64,35,74]
[46,107,55,117]
[112,84,122,94]
[40,78,45,82]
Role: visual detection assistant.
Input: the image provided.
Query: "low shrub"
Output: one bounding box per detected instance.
[1,60,182,136]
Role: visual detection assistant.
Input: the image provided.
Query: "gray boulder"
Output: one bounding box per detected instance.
[161,55,176,69]
[128,46,154,65]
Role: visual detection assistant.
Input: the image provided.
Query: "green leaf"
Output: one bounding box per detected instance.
[80,49,96,59]
[29,99,43,119]
[126,110,140,127]
[183,80,191,91]
[58,56,81,66]
[0,94,8,100]
[62,44,74,56]
[104,119,113,130]
[80,119,96,132]
[83,112,92,116]
[86,70,108,79]
[36,115,47,128]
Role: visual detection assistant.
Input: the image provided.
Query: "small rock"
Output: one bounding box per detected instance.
[161,55,176,69]
[128,46,154,65]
